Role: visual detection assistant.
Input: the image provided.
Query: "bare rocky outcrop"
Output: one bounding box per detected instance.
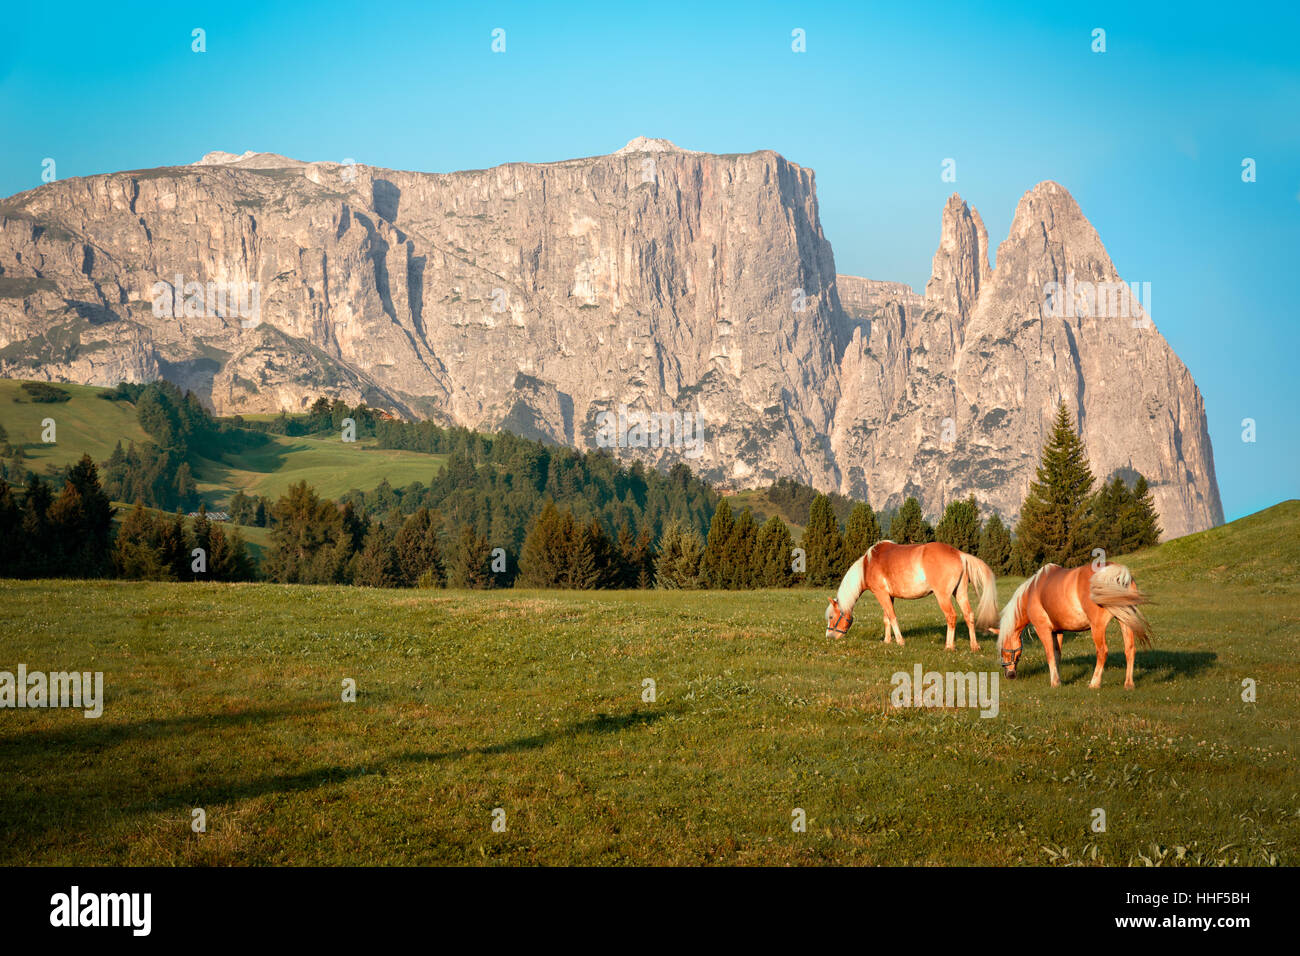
[835,184,1222,538]
[0,142,1222,537]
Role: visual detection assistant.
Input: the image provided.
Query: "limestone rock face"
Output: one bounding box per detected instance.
[923,194,990,317]
[0,142,1221,537]
[835,182,1222,538]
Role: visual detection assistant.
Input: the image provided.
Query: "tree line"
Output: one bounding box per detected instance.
[0,385,1159,589]
[0,455,254,581]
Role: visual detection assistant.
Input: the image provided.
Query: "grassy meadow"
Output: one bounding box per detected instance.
[1,502,1296,866]
[0,377,447,506]
[0,379,149,465]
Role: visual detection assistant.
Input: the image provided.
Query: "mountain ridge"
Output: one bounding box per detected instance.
[0,139,1222,537]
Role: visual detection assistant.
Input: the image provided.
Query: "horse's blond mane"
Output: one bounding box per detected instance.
[840,541,897,611]
[997,564,1058,652]
[835,555,866,613]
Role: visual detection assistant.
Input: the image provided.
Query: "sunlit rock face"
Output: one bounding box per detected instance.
[0,143,1220,537]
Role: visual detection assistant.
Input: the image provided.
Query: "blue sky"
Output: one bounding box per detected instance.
[2,0,1297,522]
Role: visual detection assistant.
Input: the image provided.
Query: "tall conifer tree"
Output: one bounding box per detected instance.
[702,498,736,588]
[889,497,933,544]
[935,495,981,554]
[1015,403,1097,568]
[802,494,845,587]
[842,502,882,563]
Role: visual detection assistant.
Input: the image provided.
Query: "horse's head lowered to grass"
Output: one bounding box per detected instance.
[997,626,1023,679]
[825,596,853,639]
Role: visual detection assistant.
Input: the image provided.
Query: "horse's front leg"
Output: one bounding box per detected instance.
[1030,613,1060,687]
[868,588,899,644]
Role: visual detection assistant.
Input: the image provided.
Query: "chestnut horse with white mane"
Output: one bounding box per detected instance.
[824,541,999,651]
[997,562,1152,689]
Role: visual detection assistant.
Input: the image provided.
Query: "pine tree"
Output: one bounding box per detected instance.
[338,501,369,555]
[842,502,882,564]
[1090,476,1127,557]
[571,518,613,589]
[754,514,795,587]
[1096,473,1162,556]
[889,497,933,544]
[935,495,981,554]
[978,513,1014,574]
[175,462,198,510]
[191,503,212,579]
[0,480,19,576]
[614,523,654,589]
[52,454,114,576]
[265,481,345,583]
[725,507,759,588]
[1015,403,1097,568]
[159,512,191,579]
[519,501,568,587]
[394,507,445,587]
[19,474,54,577]
[310,531,356,585]
[447,524,494,588]
[1125,476,1162,550]
[229,490,254,525]
[654,519,704,589]
[352,523,403,588]
[701,498,735,588]
[113,501,166,579]
[47,483,86,574]
[208,524,256,581]
[802,494,845,587]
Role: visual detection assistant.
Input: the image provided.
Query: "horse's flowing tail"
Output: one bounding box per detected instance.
[1090,564,1154,648]
[959,551,999,633]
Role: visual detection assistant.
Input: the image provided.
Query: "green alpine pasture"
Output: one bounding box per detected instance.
[0,377,447,506]
[1,503,1296,865]
[0,379,149,468]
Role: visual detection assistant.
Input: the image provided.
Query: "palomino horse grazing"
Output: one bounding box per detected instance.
[825,541,999,651]
[997,563,1153,689]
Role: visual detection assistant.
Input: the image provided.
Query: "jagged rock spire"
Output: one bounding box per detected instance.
[924,194,990,318]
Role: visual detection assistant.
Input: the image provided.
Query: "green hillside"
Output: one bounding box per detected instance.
[1125,500,1300,594]
[0,379,149,469]
[724,487,806,538]
[189,435,447,503]
[0,378,446,508]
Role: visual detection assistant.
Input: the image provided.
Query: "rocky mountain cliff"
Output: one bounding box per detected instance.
[0,140,1222,537]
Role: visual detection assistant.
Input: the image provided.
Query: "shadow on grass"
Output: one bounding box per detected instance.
[856,614,996,649]
[394,708,674,764]
[0,701,335,753]
[0,706,673,856]
[1016,649,1217,685]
